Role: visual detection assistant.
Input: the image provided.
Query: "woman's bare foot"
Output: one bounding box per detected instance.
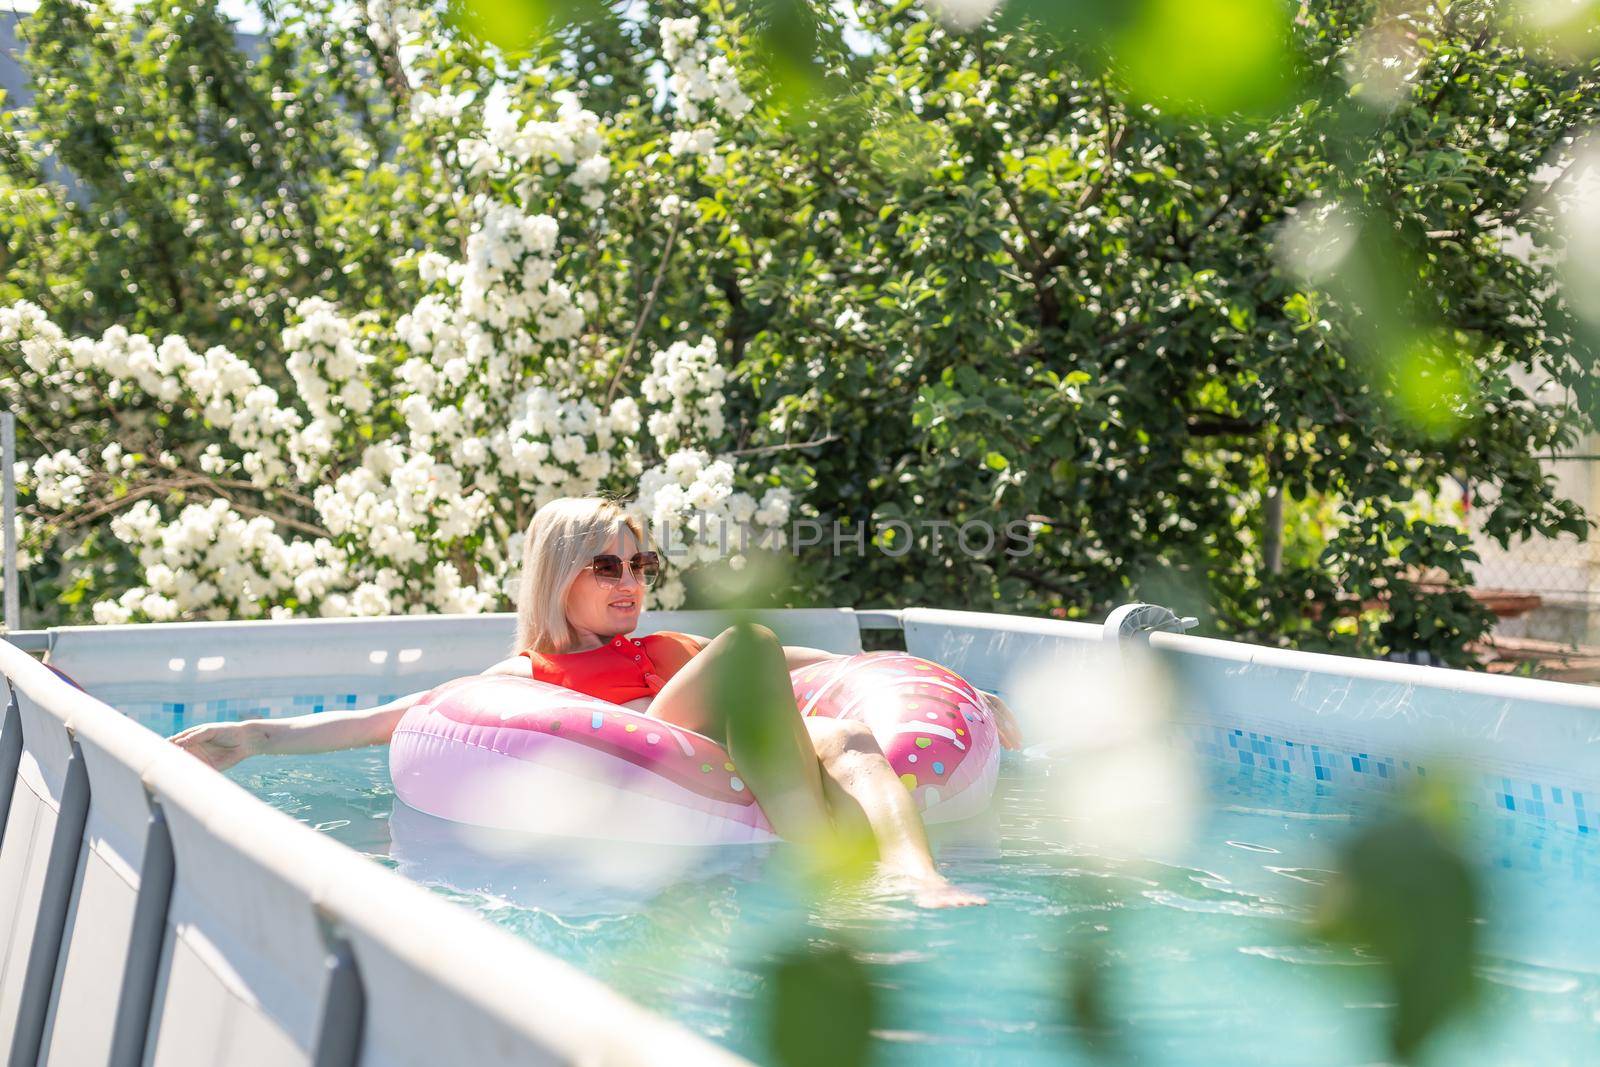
[910,876,988,909]
[878,865,988,908]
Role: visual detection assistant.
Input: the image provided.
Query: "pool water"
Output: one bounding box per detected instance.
[151,714,1600,1066]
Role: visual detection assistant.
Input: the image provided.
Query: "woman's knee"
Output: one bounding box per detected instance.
[806,717,878,766]
[719,622,784,665]
[722,621,780,645]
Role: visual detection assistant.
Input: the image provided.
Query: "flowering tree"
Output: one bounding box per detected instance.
[2,1,792,622]
[3,0,1598,668]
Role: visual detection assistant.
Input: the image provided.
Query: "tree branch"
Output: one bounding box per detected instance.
[985,151,1065,327]
[1033,121,1128,277]
[606,208,683,405]
[716,268,748,365]
[722,433,840,458]
[1009,565,1085,603]
[998,89,1128,288]
[995,178,1051,269]
[170,465,319,511]
[1075,119,1127,213]
[1176,186,1237,253]
[1185,413,1265,437]
[60,473,334,539]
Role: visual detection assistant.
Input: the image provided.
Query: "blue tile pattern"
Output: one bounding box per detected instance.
[117,683,1599,838]
[1177,722,1596,835]
[119,692,399,734]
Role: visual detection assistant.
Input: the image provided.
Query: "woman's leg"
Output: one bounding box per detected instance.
[804,717,987,908]
[645,622,832,841]
[646,622,986,906]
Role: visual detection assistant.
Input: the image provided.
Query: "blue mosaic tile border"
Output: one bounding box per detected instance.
[116,687,1597,839]
[1181,724,1428,783]
[119,692,400,734]
[1176,722,1595,836]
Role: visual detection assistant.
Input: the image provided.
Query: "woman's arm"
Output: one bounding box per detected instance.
[252,692,429,755]
[169,688,434,771]
[170,655,535,771]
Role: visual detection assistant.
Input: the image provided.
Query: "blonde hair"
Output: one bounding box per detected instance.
[511,495,649,656]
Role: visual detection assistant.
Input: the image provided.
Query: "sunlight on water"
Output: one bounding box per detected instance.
[182,721,1600,1065]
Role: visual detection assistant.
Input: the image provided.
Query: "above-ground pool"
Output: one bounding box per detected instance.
[124,689,1600,1066]
[18,607,1598,1066]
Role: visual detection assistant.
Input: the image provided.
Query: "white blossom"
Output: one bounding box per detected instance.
[0,31,801,625]
[660,16,753,165]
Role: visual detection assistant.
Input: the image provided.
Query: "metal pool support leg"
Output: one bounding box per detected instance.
[0,687,21,849]
[108,798,176,1067]
[8,734,90,1067]
[310,910,365,1067]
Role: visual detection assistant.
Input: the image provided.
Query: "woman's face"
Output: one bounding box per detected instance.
[562,527,646,642]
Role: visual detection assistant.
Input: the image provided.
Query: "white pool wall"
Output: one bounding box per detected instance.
[904,608,1600,832]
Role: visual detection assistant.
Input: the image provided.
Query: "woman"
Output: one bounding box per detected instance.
[171,496,1020,908]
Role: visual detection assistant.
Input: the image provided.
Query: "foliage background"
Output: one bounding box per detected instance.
[2,0,1599,668]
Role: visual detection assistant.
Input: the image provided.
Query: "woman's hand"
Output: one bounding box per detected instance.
[168,720,263,772]
[980,691,1023,750]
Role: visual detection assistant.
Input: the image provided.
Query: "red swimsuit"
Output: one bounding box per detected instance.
[521,631,702,705]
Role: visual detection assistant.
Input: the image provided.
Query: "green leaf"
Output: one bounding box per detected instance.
[765,941,877,1067]
[1113,0,1301,117]
[1314,787,1480,1061]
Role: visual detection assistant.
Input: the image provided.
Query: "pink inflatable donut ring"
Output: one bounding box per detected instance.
[388,650,1000,845]
[792,651,1001,824]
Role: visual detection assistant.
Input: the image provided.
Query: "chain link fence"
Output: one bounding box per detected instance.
[1469,453,1600,650]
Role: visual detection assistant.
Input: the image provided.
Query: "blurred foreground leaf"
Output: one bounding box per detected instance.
[448,0,614,53]
[998,0,1301,117]
[1501,0,1600,60]
[1387,330,1479,441]
[746,0,835,117]
[708,606,875,889]
[998,0,1135,42]
[684,546,792,612]
[1314,783,1480,1062]
[1062,930,1126,1062]
[1112,0,1301,116]
[1277,204,1485,443]
[765,939,879,1067]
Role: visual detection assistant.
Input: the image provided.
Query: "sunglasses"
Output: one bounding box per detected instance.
[584,551,662,586]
